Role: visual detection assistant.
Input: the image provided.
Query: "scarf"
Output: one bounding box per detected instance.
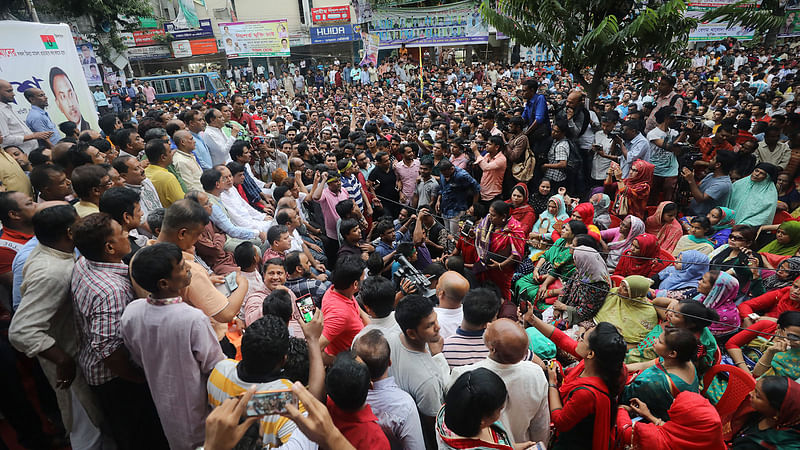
[645,201,683,253]
[615,233,669,278]
[629,392,725,450]
[591,193,612,230]
[595,275,657,344]
[574,245,611,284]
[507,183,535,228]
[658,250,710,291]
[559,360,616,450]
[726,163,778,226]
[763,256,800,291]
[693,271,740,335]
[532,194,569,236]
[776,379,800,430]
[607,216,645,269]
[686,234,714,246]
[760,221,800,256]
[711,207,736,232]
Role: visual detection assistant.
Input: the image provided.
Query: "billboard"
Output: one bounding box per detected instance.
[686,8,755,41]
[165,18,215,40]
[0,21,99,132]
[311,6,351,24]
[310,25,360,44]
[359,31,379,66]
[217,20,291,58]
[120,29,167,47]
[368,1,488,49]
[777,11,800,37]
[76,42,102,87]
[126,45,171,60]
[171,38,218,57]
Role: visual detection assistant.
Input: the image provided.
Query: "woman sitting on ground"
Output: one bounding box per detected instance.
[693,270,741,337]
[709,224,759,296]
[594,275,657,347]
[652,250,710,300]
[645,201,683,254]
[613,233,671,279]
[672,216,714,256]
[730,376,800,449]
[601,215,646,271]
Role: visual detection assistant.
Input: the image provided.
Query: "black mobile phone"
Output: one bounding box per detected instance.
[295,294,315,323]
[242,389,298,417]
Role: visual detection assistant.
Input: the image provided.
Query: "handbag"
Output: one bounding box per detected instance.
[512,147,536,182]
[613,193,629,217]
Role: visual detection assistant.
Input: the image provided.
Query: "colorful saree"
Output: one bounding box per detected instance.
[621,358,700,421]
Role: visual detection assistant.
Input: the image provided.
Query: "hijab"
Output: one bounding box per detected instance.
[606,215,646,269]
[759,221,800,256]
[763,256,800,291]
[658,250,710,291]
[614,233,669,278]
[591,193,612,230]
[694,271,740,335]
[626,159,655,187]
[508,183,533,217]
[529,181,553,214]
[711,207,736,232]
[573,203,595,228]
[573,245,611,285]
[532,194,569,235]
[595,275,657,344]
[726,162,778,226]
[645,201,683,253]
[629,392,726,450]
[776,378,800,430]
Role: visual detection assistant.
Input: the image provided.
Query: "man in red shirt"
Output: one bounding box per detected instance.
[320,254,367,365]
[325,351,390,449]
[697,125,735,163]
[0,191,38,286]
[230,94,258,134]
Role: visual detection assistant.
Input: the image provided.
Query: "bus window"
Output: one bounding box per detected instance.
[178,77,192,92]
[210,77,224,91]
[192,76,206,91]
[165,79,178,93]
[153,80,166,95]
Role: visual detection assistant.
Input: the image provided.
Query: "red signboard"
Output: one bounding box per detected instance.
[133,29,165,46]
[189,38,218,55]
[311,6,351,24]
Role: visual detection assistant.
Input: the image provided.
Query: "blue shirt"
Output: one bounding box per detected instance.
[25,106,60,145]
[439,167,480,218]
[11,237,38,310]
[621,133,651,178]
[191,131,213,170]
[522,94,549,134]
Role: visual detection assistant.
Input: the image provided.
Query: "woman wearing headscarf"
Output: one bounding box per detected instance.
[730,376,800,449]
[694,270,741,336]
[590,192,612,230]
[505,183,536,236]
[614,233,672,279]
[529,194,569,246]
[726,162,779,227]
[595,275,658,346]
[654,250,710,299]
[617,392,726,450]
[551,244,612,329]
[759,220,800,256]
[707,206,737,248]
[474,200,526,301]
[570,202,601,241]
[601,215,646,270]
[528,178,554,216]
[710,224,759,296]
[645,201,683,253]
[758,256,800,295]
[607,159,655,219]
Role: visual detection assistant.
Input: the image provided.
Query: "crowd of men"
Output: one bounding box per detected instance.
[0,34,799,450]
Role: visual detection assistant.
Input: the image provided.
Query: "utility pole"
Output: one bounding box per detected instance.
[26,0,40,22]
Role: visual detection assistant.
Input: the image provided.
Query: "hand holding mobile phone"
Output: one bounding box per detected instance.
[242,389,298,417]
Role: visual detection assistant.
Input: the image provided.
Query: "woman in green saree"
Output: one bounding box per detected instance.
[514,220,587,312]
[620,326,700,421]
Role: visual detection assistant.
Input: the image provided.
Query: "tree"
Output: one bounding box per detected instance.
[480,0,699,101]
[700,0,785,47]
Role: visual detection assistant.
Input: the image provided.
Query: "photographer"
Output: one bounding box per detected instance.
[682,149,735,216]
[612,118,650,179]
[648,106,693,204]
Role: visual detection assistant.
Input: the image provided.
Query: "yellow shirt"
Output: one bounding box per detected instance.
[144,164,184,207]
[0,149,32,196]
[74,200,99,217]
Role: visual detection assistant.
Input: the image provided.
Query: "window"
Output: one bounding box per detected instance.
[153,80,166,95]
[178,77,192,92]
[165,79,178,93]
[192,76,206,91]
[211,77,224,90]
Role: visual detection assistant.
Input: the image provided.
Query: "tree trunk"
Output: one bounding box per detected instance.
[586,65,607,104]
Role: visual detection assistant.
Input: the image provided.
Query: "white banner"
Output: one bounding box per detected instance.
[0,21,99,131]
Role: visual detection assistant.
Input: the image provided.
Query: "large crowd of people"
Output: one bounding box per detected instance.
[1,35,800,450]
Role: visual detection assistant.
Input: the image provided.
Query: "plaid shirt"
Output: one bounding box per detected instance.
[285,276,330,308]
[71,257,134,385]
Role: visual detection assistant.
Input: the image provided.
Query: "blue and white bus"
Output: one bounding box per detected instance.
[138,72,227,100]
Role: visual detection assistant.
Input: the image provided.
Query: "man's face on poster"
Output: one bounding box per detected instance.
[52,73,81,123]
[82,46,91,58]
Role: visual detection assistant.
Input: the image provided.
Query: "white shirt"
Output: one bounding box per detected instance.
[202,126,234,166]
[0,102,37,153]
[367,377,426,450]
[448,358,550,444]
[220,187,272,233]
[433,307,463,340]
[351,312,401,348]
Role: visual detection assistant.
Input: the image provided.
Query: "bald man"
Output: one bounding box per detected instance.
[24,88,61,147]
[433,270,469,339]
[171,129,203,192]
[447,318,550,444]
[557,89,598,190]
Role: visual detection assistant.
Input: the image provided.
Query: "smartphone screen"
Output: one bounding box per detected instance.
[296,294,315,323]
[243,389,297,417]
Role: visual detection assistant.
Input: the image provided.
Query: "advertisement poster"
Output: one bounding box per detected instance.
[165,18,215,40]
[359,31,379,66]
[311,25,360,44]
[777,11,800,37]
[120,29,167,47]
[0,21,99,131]
[685,8,755,40]
[126,45,171,60]
[171,39,218,57]
[76,42,102,86]
[368,1,488,48]
[311,6,351,24]
[217,20,291,58]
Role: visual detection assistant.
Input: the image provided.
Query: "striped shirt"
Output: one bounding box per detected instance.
[340,174,364,211]
[207,359,305,448]
[70,257,134,385]
[441,328,489,369]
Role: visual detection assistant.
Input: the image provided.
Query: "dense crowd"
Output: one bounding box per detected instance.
[1,35,800,450]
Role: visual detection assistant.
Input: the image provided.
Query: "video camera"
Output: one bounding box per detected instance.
[672,115,700,130]
[395,254,437,303]
[675,142,702,169]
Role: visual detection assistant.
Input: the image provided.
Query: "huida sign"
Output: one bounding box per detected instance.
[310,25,360,44]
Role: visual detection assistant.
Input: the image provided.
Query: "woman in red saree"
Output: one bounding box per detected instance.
[614,233,671,278]
[506,183,536,236]
[645,201,683,254]
[474,200,525,301]
[617,391,725,450]
[608,159,655,219]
